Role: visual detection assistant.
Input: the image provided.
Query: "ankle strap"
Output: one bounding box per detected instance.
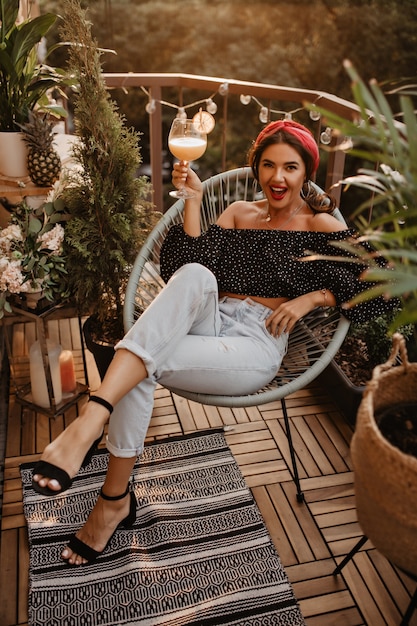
[100,485,130,501]
[89,395,113,414]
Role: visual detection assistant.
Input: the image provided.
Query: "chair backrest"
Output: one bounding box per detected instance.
[124,167,350,407]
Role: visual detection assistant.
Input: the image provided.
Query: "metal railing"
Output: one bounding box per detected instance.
[103,72,359,212]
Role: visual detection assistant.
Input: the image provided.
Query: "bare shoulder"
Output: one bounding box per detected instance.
[216,200,261,229]
[309,211,348,233]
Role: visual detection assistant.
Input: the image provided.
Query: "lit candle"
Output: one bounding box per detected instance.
[59,350,77,393]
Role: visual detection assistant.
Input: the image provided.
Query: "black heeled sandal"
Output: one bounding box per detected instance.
[31,395,113,497]
[65,485,137,564]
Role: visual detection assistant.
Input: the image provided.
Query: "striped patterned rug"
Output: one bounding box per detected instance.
[21,429,305,626]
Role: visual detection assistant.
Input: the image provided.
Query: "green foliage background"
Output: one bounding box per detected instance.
[40,0,417,211]
[41,0,417,98]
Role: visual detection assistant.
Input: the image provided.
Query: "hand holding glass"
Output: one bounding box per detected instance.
[168,119,207,199]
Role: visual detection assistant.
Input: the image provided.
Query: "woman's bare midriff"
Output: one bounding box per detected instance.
[218,291,289,312]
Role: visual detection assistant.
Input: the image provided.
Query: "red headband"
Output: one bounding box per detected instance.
[254,120,320,173]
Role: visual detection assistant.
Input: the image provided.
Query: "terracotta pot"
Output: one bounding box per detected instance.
[83,316,115,380]
[351,334,417,576]
[0,132,29,178]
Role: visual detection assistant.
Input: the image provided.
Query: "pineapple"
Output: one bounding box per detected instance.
[22,113,61,187]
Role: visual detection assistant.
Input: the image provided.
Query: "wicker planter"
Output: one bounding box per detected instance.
[351,334,417,576]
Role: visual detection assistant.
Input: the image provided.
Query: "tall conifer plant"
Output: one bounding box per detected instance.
[60,0,155,342]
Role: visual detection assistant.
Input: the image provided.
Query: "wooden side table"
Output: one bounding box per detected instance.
[0,175,52,202]
[2,298,89,418]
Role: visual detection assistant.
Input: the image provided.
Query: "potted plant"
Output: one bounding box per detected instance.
[0,0,69,177]
[0,197,69,317]
[319,312,413,424]
[58,0,157,378]
[310,63,417,578]
[309,61,417,326]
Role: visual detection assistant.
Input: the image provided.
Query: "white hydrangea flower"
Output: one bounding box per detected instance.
[38,224,65,253]
[0,224,23,253]
[0,260,27,293]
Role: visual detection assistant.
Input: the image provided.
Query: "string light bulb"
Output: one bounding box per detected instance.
[309,108,321,122]
[240,94,251,105]
[320,127,332,145]
[145,99,156,115]
[219,82,229,96]
[176,107,187,120]
[206,98,218,114]
[259,106,269,124]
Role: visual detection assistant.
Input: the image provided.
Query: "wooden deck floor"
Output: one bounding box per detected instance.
[1,317,416,626]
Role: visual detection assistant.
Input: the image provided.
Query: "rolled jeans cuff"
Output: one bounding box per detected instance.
[114,338,155,379]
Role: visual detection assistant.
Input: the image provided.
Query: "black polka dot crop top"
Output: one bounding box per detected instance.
[160,224,399,324]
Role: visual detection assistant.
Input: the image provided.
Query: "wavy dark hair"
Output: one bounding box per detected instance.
[248,129,336,213]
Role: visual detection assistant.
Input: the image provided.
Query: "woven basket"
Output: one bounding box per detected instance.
[351,333,417,575]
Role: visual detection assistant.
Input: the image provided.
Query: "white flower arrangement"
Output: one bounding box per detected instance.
[0,200,69,317]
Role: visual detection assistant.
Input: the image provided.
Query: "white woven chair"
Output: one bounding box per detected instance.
[124,167,350,501]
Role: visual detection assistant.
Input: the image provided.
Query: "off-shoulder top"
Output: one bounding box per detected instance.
[159,224,399,324]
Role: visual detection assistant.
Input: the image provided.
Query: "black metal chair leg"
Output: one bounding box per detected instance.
[333,535,368,575]
[281,398,304,502]
[334,535,417,624]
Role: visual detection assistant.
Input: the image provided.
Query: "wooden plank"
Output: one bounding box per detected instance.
[229,438,277,455]
[252,485,298,566]
[217,406,238,425]
[5,400,22,458]
[231,407,251,424]
[299,590,356,619]
[316,411,353,454]
[224,420,269,437]
[267,417,308,480]
[355,551,405,626]
[173,395,198,432]
[204,404,225,429]
[35,409,51,454]
[282,480,332,562]
[331,537,373,559]
[244,468,291,488]
[292,414,336,475]
[305,608,363,626]
[20,407,36,456]
[266,482,315,563]
[0,529,18,626]
[301,472,354,492]
[369,550,416,621]
[307,413,351,474]
[316,508,359,530]
[308,494,355,516]
[233,448,281,466]
[335,557,388,626]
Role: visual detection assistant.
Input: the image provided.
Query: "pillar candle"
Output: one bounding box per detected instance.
[29,340,63,408]
[59,350,77,393]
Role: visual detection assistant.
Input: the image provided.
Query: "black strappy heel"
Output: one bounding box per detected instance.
[31,395,113,497]
[65,485,137,564]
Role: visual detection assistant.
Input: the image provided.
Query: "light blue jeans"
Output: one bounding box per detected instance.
[107,263,288,457]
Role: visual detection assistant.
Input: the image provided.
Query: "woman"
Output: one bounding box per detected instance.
[32,120,397,565]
